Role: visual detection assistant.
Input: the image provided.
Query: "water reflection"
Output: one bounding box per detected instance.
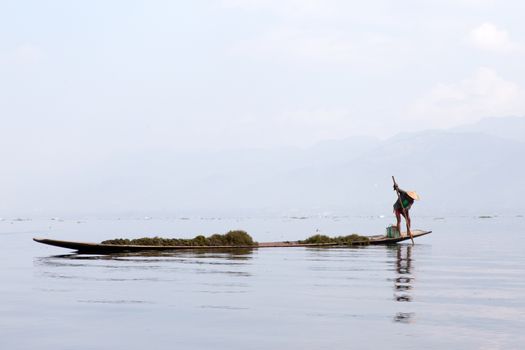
[34,249,255,283]
[394,245,413,302]
[37,248,254,262]
[391,245,415,323]
[394,312,415,323]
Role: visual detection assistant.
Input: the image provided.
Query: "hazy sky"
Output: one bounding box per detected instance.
[1,0,525,153]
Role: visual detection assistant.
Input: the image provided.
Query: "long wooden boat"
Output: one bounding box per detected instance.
[33,230,431,254]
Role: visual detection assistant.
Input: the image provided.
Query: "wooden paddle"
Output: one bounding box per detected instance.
[392,176,414,244]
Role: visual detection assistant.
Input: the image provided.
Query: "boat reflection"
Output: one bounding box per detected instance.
[34,248,255,285]
[38,248,255,262]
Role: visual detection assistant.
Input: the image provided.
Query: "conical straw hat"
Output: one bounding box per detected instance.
[407,191,420,200]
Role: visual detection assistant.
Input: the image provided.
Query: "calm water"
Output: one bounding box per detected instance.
[1,216,524,349]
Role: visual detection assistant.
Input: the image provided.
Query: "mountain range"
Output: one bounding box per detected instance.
[2,116,524,217]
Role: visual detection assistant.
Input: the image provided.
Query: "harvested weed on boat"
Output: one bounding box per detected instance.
[102,231,369,247]
[300,234,369,245]
[102,230,257,247]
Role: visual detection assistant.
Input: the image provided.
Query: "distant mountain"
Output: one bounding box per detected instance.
[312,130,524,215]
[1,117,523,217]
[452,116,525,143]
[231,118,525,216]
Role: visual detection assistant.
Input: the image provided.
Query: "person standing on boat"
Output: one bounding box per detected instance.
[393,184,420,238]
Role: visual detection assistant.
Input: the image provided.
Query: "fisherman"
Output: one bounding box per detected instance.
[393,183,420,239]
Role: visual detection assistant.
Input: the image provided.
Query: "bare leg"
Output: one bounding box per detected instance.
[402,210,414,244]
[395,210,402,237]
[405,211,412,237]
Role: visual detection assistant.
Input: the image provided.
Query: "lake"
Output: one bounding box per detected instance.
[1,215,524,349]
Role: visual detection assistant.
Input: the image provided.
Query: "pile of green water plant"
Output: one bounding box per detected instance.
[300,233,369,245]
[101,230,256,247]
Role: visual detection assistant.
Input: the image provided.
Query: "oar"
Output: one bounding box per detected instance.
[392,176,414,244]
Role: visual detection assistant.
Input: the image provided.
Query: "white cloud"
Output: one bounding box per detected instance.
[222,1,355,64]
[232,108,357,148]
[231,26,355,64]
[468,22,520,53]
[0,44,44,65]
[461,0,495,5]
[408,67,525,127]
[220,0,336,19]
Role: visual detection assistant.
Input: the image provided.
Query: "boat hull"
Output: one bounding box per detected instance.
[33,230,431,254]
